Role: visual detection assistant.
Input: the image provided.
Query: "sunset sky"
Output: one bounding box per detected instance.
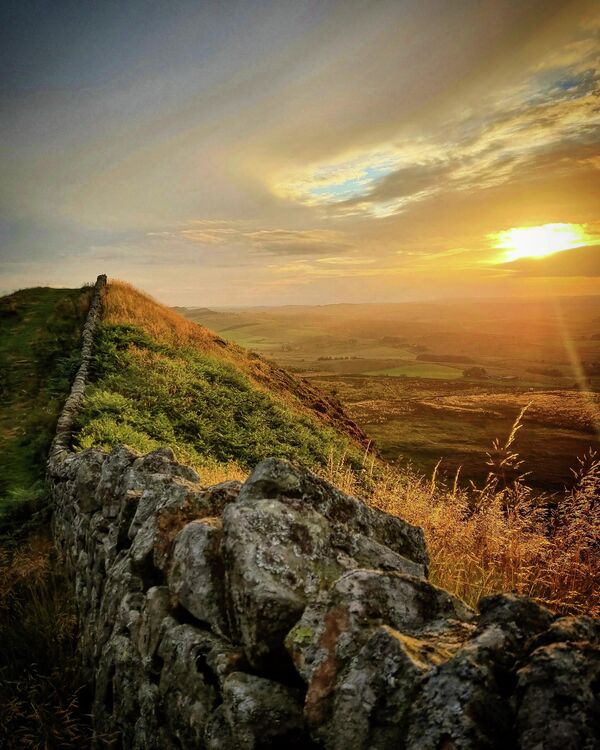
[1,0,599,305]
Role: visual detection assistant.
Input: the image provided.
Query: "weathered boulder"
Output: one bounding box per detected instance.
[220,672,312,750]
[402,594,556,750]
[225,459,427,668]
[323,625,451,750]
[237,458,428,569]
[516,638,600,750]
[287,569,474,742]
[168,518,228,636]
[158,623,222,747]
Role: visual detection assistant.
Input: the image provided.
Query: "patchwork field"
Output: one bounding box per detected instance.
[181,296,600,491]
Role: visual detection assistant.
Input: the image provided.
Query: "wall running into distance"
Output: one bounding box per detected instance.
[46,275,600,750]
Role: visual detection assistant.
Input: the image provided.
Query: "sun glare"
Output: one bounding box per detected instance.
[492,223,591,263]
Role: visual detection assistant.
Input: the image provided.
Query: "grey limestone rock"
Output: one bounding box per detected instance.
[158,622,222,747]
[47,427,599,749]
[221,672,312,750]
[238,458,429,570]
[224,459,428,668]
[287,568,474,739]
[516,638,600,750]
[168,517,228,636]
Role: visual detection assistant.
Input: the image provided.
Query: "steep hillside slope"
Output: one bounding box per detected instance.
[74,281,369,480]
[0,286,92,524]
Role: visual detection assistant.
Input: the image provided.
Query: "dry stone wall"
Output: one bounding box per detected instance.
[46,277,600,749]
[49,273,106,465]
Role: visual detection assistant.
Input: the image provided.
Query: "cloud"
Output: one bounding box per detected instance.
[274,23,600,219]
[167,220,351,257]
[501,243,600,276]
[0,216,134,263]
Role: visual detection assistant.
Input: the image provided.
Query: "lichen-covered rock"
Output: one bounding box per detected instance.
[224,460,427,668]
[137,586,171,673]
[168,518,228,636]
[221,672,313,749]
[204,706,235,750]
[129,488,212,582]
[323,625,452,750]
[404,625,517,750]
[287,569,474,738]
[158,623,222,747]
[224,498,339,667]
[48,440,600,750]
[238,458,428,570]
[203,479,243,515]
[526,614,600,651]
[403,595,558,750]
[476,593,555,649]
[72,448,106,513]
[516,639,600,750]
[97,445,139,519]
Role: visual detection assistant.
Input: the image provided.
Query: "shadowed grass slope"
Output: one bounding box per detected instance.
[0,286,92,528]
[0,538,95,749]
[0,286,94,748]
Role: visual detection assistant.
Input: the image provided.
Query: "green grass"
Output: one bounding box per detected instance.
[0,286,91,528]
[75,323,361,475]
[0,287,94,747]
[364,362,463,379]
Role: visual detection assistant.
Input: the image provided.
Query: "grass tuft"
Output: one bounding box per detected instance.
[0,536,94,749]
[322,424,599,616]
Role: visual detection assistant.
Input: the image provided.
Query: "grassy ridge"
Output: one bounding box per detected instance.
[0,286,91,527]
[83,281,599,617]
[74,282,363,483]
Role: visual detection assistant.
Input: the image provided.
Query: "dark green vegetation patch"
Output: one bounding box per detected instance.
[0,286,91,531]
[76,323,359,473]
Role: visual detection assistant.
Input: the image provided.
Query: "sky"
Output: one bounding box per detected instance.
[1,0,599,305]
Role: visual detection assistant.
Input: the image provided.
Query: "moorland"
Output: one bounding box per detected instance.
[180,296,600,491]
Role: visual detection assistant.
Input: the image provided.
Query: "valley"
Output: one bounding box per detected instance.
[180,297,600,490]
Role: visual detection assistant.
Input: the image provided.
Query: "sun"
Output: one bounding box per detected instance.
[491,223,591,263]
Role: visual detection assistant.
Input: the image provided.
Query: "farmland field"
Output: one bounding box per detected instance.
[181,296,600,491]
[364,363,463,379]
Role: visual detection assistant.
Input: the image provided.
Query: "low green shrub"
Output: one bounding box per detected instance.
[76,323,359,474]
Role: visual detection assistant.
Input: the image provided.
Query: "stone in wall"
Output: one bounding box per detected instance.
[48,448,600,749]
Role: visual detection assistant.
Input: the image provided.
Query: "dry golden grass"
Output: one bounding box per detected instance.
[0,535,94,748]
[322,442,599,617]
[103,280,231,354]
[196,459,248,486]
